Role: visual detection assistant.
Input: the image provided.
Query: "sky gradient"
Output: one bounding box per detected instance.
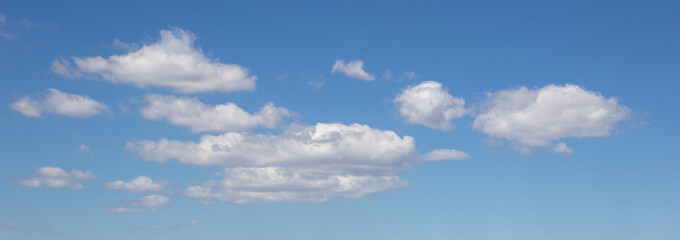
[1,1,679,239]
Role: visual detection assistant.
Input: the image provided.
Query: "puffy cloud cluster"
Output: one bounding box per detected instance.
[141,94,293,132]
[105,176,164,193]
[332,59,375,81]
[10,89,108,118]
[14,166,96,189]
[128,123,417,203]
[473,84,630,153]
[394,81,467,130]
[52,28,257,93]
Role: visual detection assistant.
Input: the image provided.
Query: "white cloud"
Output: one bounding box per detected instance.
[10,97,41,117]
[10,88,109,118]
[422,149,471,161]
[140,94,293,133]
[332,59,375,81]
[50,58,81,78]
[14,166,96,189]
[107,207,143,213]
[552,142,573,155]
[135,194,171,207]
[129,122,417,203]
[394,81,467,130]
[105,176,164,193]
[0,13,6,24]
[127,123,416,174]
[473,84,631,153]
[184,167,407,204]
[78,144,90,153]
[53,28,257,93]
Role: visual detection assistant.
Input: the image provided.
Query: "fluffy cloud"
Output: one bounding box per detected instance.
[128,122,417,203]
[10,88,108,118]
[332,59,375,81]
[14,166,96,189]
[473,84,630,152]
[141,94,293,132]
[52,28,257,93]
[422,149,471,161]
[394,81,467,130]
[127,123,416,174]
[105,176,165,193]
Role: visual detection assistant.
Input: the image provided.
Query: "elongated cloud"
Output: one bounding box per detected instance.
[14,166,96,189]
[105,176,164,193]
[141,94,293,132]
[10,89,108,118]
[394,81,466,130]
[185,167,406,204]
[473,84,630,153]
[52,28,257,93]
[422,149,471,161]
[135,194,171,207]
[127,123,416,174]
[128,122,417,203]
[332,59,375,81]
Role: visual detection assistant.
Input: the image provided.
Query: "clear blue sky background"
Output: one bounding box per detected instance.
[1,1,679,239]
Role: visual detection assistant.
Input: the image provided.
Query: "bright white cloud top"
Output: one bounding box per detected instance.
[14,166,96,190]
[128,122,417,203]
[473,84,630,153]
[394,81,467,130]
[332,59,375,81]
[105,176,165,193]
[422,149,471,161]
[51,28,257,93]
[10,88,108,118]
[141,94,293,133]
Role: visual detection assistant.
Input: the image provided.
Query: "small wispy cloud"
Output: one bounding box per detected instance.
[332,59,375,81]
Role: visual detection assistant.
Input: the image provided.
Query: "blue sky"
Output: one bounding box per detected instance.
[1,1,679,239]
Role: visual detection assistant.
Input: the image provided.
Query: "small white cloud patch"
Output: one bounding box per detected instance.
[552,142,573,155]
[473,84,630,153]
[135,194,171,208]
[53,28,257,93]
[332,59,375,81]
[140,94,293,132]
[78,144,90,153]
[422,149,471,161]
[10,89,108,118]
[394,81,467,130]
[105,176,164,193]
[14,166,96,189]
